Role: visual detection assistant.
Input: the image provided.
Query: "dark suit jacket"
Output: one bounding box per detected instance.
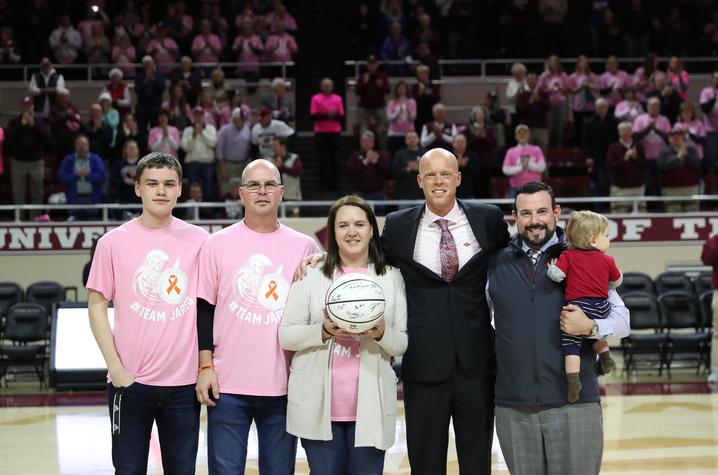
[381,200,509,383]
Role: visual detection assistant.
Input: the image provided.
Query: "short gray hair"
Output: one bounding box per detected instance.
[271,77,285,89]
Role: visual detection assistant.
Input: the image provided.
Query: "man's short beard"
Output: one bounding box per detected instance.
[520,223,555,248]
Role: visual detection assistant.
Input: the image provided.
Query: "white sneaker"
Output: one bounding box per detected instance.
[708,371,718,384]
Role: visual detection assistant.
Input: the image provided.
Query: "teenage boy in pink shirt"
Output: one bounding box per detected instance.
[195,159,319,474]
[87,152,209,475]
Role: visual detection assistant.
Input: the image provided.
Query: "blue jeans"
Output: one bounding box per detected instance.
[207,394,296,475]
[107,383,200,475]
[301,421,385,475]
[185,161,216,202]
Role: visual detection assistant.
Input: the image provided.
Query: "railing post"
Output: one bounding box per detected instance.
[481,61,486,77]
[102,206,109,222]
[280,203,286,218]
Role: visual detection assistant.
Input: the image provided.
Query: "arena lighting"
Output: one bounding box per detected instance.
[49,302,114,389]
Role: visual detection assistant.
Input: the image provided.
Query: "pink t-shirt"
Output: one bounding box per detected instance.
[192,34,222,63]
[311,93,344,133]
[679,119,706,159]
[569,72,598,112]
[86,218,209,386]
[265,33,297,62]
[599,70,629,107]
[538,71,569,107]
[387,98,417,136]
[147,38,178,72]
[614,100,643,124]
[330,267,366,421]
[632,113,671,160]
[197,221,319,396]
[700,87,718,133]
[502,144,546,188]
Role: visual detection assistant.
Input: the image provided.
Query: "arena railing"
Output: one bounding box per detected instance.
[0,195,713,222]
[345,56,718,77]
[0,61,295,82]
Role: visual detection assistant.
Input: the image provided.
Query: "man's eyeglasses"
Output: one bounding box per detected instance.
[241,181,281,193]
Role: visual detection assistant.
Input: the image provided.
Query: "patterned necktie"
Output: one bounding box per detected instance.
[527,248,542,267]
[435,218,459,282]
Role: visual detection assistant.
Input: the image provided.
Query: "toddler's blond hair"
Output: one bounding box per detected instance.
[566,210,609,249]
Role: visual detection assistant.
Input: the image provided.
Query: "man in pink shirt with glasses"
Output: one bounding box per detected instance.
[195,159,319,474]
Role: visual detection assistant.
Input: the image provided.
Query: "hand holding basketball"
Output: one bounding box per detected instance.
[357,318,385,340]
[322,308,351,339]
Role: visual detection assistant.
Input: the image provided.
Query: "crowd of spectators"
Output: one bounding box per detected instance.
[349,0,718,62]
[2,1,718,218]
[0,1,298,79]
[344,49,718,211]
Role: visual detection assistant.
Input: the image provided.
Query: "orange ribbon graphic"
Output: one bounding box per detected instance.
[264,280,279,301]
[167,275,181,295]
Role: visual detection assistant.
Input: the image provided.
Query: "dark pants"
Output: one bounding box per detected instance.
[107,383,200,475]
[315,132,340,190]
[185,162,216,202]
[301,421,385,475]
[71,194,100,221]
[562,297,610,356]
[136,105,161,135]
[357,190,386,216]
[207,393,296,475]
[403,363,494,475]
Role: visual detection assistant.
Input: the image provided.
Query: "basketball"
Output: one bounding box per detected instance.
[325,273,386,333]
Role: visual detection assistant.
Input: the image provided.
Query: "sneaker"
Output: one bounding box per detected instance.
[708,371,718,384]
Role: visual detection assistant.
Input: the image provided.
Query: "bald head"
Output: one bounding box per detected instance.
[417,148,462,216]
[419,148,458,174]
[242,159,282,183]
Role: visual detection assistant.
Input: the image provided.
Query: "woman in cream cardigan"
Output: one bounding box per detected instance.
[280,195,408,474]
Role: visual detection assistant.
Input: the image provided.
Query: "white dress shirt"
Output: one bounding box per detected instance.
[413,201,481,277]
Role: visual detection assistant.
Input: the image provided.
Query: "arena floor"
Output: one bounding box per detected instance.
[1,375,717,474]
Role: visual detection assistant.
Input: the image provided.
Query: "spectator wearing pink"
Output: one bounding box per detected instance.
[148,110,181,158]
[163,84,192,131]
[176,1,194,35]
[615,87,644,124]
[631,53,660,102]
[192,19,222,64]
[130,9,155,54]
[78,6,108,45]
[234,4,256,31]
[569,54,599,143]
[666,56,689,101]
[311,78,344,189]
[208,4,230,48]
[104,68,132,119]
[677,102,706,160]
[700,71,718,175]
[632,97,670,195]
[232,20,264,87]
[599,55,629,108]
[196,90,221,128]
[49,15,82,64]
[503,124,547,195]
[386,80,417,154]
[219,92,252,128]
[84,23,111,64]
[265,2,298,34]
[264,21,298,62]
[537,54,569,147]
[146,23,179,74]
[111,34,136,79]
[632,97,671,160]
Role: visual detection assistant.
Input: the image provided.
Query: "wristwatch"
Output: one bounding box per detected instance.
[588,322,599,338]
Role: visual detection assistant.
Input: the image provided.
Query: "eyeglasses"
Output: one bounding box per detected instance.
[241,181,281,193]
